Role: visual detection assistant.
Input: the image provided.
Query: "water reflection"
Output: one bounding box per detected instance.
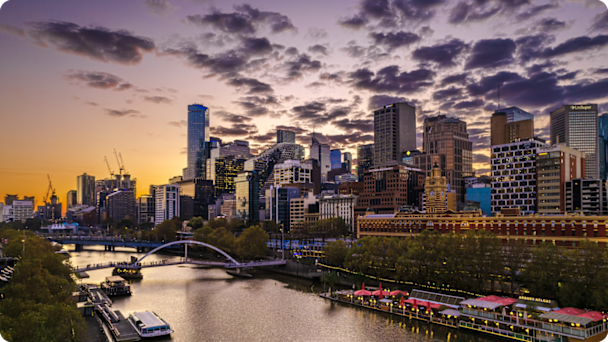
[70,246,499,342]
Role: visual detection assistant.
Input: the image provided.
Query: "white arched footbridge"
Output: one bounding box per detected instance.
[73,240,286,273]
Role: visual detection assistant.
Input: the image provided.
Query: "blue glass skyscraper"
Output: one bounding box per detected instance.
[184,104,210,180]
[330,149,342,169]
[599,114,608,179]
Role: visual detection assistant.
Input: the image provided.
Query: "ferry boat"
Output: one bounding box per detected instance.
[324,288,608,342]
[100,276,131,296]
[127,311,173,338]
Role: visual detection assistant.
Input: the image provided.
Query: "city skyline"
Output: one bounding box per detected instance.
[1,0,608,205]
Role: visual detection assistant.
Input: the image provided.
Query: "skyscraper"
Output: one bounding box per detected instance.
[184,104,210,180]
[154,184,180,225]
[342,152,352,173]
[235,171,260,225]
[310,135,331,182]
[494,106,534,123]
[419,115,473,204]
[243,142,305,192]
[491,107,535,146]
[277,130,296,144]
[373,102,416,165]
[599,113,608,179]
[550,104,599,178]
[77,173,96,206]
[330,149,342,169]
[357,144,374,179]
[66,190,77,208]
[207,140,251,197]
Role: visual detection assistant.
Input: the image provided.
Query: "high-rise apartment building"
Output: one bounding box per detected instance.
[599,114,608,179]
[12,200,34,222]
[235,171,260,225]
[154,184,180,225]
[354,164,425,220]
[245,142,305,192]
[273,159,312,187]
[357,144,374,179]
[491,110,535,146]
[310,135,331,182]
[176,178,214,220]
[184,104,210,180]
[566,179,608,215]
[550,104,599,178]
[289,192,318,231]
[495,106,534,123]
[330,150,342,170]
[277,130,296,144]
[106,190,136,222]
[491,138,547,214]
[77,173,96,207]
[373,102,416,165]
[537,144,586,214]
[66,190,77,208]
[419,115,473,205]
[342,152,352,173]
[208,140,251,197]
[319,194,358,232]
[265,186,300,231]
[138,194,155,224]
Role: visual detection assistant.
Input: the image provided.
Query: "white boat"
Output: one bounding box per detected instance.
[127,311,173,338]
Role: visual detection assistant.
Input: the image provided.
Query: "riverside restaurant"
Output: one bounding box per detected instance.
[324,286,608,342]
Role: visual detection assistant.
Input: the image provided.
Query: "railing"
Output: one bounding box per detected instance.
[462,308,607,339]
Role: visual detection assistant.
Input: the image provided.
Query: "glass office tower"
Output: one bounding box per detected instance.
[357,144,374,179]
[330,149,342,169]
[185,104,210,180]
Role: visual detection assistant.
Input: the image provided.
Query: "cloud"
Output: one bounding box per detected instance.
[341,42,367,58]
[466,71,523,96]
[590,10,608,32]
[211,122,258,136]
[144,0,175,15]
[515,3,559,22]
[338,14,369,29]
[465,38,516,70]
[183,4,296,35]
[279,52,322,80]
[308,44,328,56]
[144,96,172,104]
[433,86,462,100]
[227,77,273,94]
[64,70,132,90]
[536,17,567,33]
[453,98,484,109]
[29,21,155,64]
[538,35,608,58]
[105,108,144,118]
[448,1,502,24]
[0,23,25,37]
[332,118,374,132]
[305,28,328,40]
[412,38,468,68]
[368,94,408,109]
[441,73,468,86]
[168,120,187,127]
[349,65,435,93]
[370,31,420,50]
[215,110,253,123]
[234,95,279,116]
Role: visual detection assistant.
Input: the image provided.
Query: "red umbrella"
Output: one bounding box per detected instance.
[379,283,383,300]
[399,296,405,307]
[354,289,372,296]
[362,282,365,290]
[390,290,409,297]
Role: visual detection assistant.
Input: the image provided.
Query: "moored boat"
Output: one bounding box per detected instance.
[127,311,173,338]
[100,276,131,296]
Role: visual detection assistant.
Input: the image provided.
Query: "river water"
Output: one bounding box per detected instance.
[70,245,500,342]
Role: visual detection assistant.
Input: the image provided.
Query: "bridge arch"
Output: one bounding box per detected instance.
[133,240,240,266]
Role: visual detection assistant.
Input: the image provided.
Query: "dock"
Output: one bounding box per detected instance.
[96,305,140,342]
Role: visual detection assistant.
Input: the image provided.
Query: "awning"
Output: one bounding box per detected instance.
[577,311,607,322]
[355,290,372,296]
[460,298,503,310]
[539,312,593,326]
[515,303,552,312]
[440,309,461,317]
[554,307,586,315]
[379,298,393,304]
[481,295,518,306]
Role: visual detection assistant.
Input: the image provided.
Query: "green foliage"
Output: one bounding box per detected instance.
[188,216,205,230]
[321,271,340,289]
[152,218,181,242]
[312,217,349,237]
[138,221,155,231]
[260,220,281,233]
[0,229,86,341]
[324,240,348,265]
[236,225,269,260]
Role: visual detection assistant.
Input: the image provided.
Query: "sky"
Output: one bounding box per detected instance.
[0,0,608,209]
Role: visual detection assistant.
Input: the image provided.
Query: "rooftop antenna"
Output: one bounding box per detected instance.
[497,85,501,110]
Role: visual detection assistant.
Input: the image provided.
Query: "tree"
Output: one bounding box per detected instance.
[324,240,348,265]
[321,272,340,293]
[152,219,179,242]
[188,217,205,230]
[522,242,563,299]
[138,221,155,231]
[236,225,269,260]
[208,218,228,230]
[260,220,281,233]
[116,219,134,230]
[503,239,531,294]
[0,232,86,342]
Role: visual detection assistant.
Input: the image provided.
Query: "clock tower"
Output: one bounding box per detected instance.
[424,163,448,213]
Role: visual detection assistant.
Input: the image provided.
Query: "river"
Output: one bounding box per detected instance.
[70,245,500,342]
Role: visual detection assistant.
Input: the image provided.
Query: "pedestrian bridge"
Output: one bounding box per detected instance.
[72,240,286,273]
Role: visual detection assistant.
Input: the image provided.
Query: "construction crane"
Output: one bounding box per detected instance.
[114,149,124,175]
[43,174,55,205]
[104,156,114,177]
[119,152,128,174]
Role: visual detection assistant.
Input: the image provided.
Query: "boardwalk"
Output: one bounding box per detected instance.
[73,259,287,273]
